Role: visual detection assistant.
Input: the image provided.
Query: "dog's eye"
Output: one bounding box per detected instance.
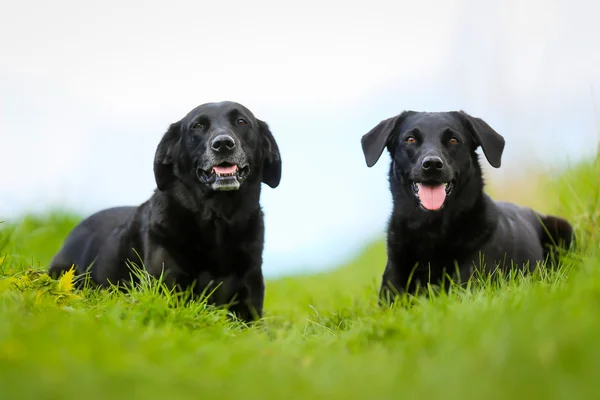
[449,137,459,145]
[193,122,204,130]
[406,136,416,144]
[237,118,249,127]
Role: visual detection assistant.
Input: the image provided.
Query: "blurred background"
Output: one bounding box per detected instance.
[1,0,599,277]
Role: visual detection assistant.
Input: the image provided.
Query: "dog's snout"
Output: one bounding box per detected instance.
[421,156,444,171]
[211,134,236,153]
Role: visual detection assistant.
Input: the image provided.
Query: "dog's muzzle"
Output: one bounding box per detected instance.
[196,162,250,191]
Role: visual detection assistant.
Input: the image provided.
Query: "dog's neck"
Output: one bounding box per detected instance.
[152,179,263,227]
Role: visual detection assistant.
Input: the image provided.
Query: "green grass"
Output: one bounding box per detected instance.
[0,155,598,400]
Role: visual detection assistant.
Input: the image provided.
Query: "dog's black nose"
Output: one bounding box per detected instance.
[422,156,444,171]
[211,134,236,153]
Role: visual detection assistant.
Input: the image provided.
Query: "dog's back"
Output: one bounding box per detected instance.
[48,206,137,279]
[476,199,547,272]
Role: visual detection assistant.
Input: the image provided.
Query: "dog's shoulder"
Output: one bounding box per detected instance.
[488,198,542,235]
[492,199,538,221]
[489,197,562,244]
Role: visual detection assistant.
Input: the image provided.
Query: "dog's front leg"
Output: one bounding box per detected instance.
[192,267,265,323]
[379,260,401,306]
[143,246,185,289]
[226,267,265,323]
[378,259,413,306]
[378,244,426,306]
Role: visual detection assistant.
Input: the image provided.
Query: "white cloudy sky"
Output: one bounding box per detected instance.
[1,0,599,276]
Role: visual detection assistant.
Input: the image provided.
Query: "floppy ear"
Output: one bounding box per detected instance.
[361,111,412,167]
[455,111,505,168]
[153,122,181,191]
[257,119,282,189]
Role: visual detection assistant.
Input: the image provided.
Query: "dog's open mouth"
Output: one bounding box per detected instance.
[410,181,455,211]
[197,163,250,191]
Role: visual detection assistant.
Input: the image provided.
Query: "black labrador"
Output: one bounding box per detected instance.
[49,101,281,322]
[361,110,575,302]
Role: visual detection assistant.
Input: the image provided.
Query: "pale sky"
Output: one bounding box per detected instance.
[1,0,599,276]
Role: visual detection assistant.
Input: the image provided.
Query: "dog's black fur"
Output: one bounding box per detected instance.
[49,101,281,322]
[361,111,575,302]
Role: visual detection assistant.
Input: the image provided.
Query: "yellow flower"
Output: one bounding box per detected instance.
[0,277,17,292]
[57,265,76,293]
[35,290,44,305]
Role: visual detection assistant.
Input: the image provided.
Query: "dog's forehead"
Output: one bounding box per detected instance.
[186,101,255,120]
[401,112,464,133]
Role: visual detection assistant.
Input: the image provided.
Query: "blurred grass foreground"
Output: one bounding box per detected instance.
[0,152,599,400]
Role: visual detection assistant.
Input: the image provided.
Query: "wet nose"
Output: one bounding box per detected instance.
[421,156,444,171]
[211,134,236,153]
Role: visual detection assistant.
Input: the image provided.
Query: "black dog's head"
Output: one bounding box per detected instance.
[153,101,281,193]
[361,111,505,212]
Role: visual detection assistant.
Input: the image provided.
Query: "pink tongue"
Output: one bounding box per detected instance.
[213,165,237,174]
[418,184,446,210]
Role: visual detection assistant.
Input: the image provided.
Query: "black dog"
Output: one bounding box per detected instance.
[49,101,281,322]
[361,110,575,302]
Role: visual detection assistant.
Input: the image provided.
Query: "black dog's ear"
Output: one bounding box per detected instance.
[153,121,181,191]
[361,111,412,167]
[455,111,505,168]
[257,119,282,189]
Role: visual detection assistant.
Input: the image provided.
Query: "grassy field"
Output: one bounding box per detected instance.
[0,154,598,400]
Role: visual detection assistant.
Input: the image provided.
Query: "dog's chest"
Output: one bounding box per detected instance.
[171,219,261,276]
[175,237,242,275]
[173,237,253,305]
[393,229,480,279]
[192,271,244,304]
[412,248,464,273]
